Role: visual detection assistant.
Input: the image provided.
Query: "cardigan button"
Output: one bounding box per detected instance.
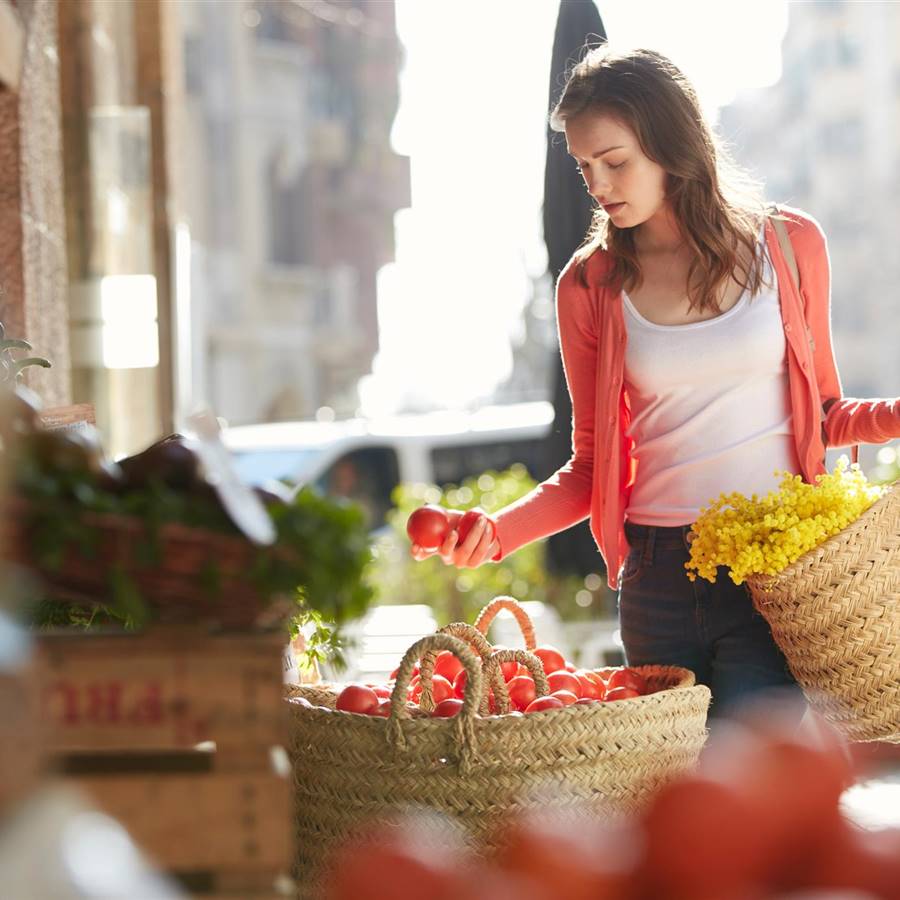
[784,323,792,332]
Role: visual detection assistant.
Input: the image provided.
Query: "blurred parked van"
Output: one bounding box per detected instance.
[222,401,554,530]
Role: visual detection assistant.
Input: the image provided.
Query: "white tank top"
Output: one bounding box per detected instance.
[623,228,800,527]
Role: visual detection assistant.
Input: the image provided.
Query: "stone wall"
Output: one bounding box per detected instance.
[0,0,69,405]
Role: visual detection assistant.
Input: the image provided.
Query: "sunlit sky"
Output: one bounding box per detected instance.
[358,0,789,417]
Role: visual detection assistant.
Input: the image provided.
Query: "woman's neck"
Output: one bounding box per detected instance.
[634,205,685,255]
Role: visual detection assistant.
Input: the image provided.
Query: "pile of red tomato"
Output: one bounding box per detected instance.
[328,646,650,719]
[323,704,900,900]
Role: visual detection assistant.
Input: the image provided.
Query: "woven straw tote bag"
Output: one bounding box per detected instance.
[745,482,900,742]
[286,606,710,893]
[743,210,900,742]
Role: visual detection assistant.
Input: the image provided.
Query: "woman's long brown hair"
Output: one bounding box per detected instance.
[550,46,776,309]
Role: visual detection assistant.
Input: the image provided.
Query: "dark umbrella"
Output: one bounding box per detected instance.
[540,0,607,580]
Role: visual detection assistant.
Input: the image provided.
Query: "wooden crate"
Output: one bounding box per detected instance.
[39,629,286,753]
[40,402,96,431]
[35,628,295,897]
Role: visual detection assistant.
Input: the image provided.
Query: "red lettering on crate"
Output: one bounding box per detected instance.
[85,682,123,723]
[44,680,167,727]
[128,683,164,725]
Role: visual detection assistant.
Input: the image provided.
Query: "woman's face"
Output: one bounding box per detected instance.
[565,111,669,229]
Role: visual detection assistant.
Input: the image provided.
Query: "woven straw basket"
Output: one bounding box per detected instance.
[746,482,900,743]
[285,598,710,893]
[0,495,291,628]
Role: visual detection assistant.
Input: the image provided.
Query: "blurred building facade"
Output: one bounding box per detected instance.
[718,0,900,400]
[180,0,409,426]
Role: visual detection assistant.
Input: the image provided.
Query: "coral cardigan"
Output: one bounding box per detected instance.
[492,205,900,589]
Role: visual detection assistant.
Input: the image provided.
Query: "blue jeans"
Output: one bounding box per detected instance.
[618,521,803,719]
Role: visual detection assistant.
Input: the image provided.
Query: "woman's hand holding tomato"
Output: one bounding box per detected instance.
[408,505,500,569]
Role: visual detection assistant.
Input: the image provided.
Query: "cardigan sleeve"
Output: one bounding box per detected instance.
[490,261,596,561]
[824,396,900,446]
[789,210,900,447]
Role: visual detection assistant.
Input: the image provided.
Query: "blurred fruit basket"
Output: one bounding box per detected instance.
[1,494,292,629]
[0,387,375,637]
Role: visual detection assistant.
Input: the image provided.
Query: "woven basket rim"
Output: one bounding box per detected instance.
[285,663,698,692]
[286,682,710,718]
[746,479,899,590]
[284,663,707,719]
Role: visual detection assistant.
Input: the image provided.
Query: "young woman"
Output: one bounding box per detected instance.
[410,47,900,717]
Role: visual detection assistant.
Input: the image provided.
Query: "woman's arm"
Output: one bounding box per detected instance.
[491,262,598,561]
[824,396,900,448]
[791,212,900,447]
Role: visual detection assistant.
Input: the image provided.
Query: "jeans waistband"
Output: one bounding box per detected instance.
[624,520,694,553]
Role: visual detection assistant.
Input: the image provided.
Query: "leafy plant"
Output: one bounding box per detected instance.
[0,321,51,385]
[7,418,375,662]
[366,464,614,626]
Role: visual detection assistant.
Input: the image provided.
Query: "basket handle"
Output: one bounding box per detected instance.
[417,622,504,716]
[387,633,483,773]
[473,596,536,650]
[483,648,551,715]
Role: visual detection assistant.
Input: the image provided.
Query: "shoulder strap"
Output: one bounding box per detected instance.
[769,205,857,465]
[768,203,800,294]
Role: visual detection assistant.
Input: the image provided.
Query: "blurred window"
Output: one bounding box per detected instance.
[232,448,323,485]
[430,439,543,487]
[315,447,400,529]
[256,4,292,42]
[183,36,203,94]
[266,153,310,266]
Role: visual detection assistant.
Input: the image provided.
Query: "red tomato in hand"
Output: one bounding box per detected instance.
[506,675,537,711]
[455,508,497,545]
[335,684,380,715]
[432,698,464,718]
[406,505,450,550]
[525,695,565,713]
[433,651,464,683]
[547,670,582,697]
[606,667,646,694]
[533,646,566,675]
[604,686,641,702]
